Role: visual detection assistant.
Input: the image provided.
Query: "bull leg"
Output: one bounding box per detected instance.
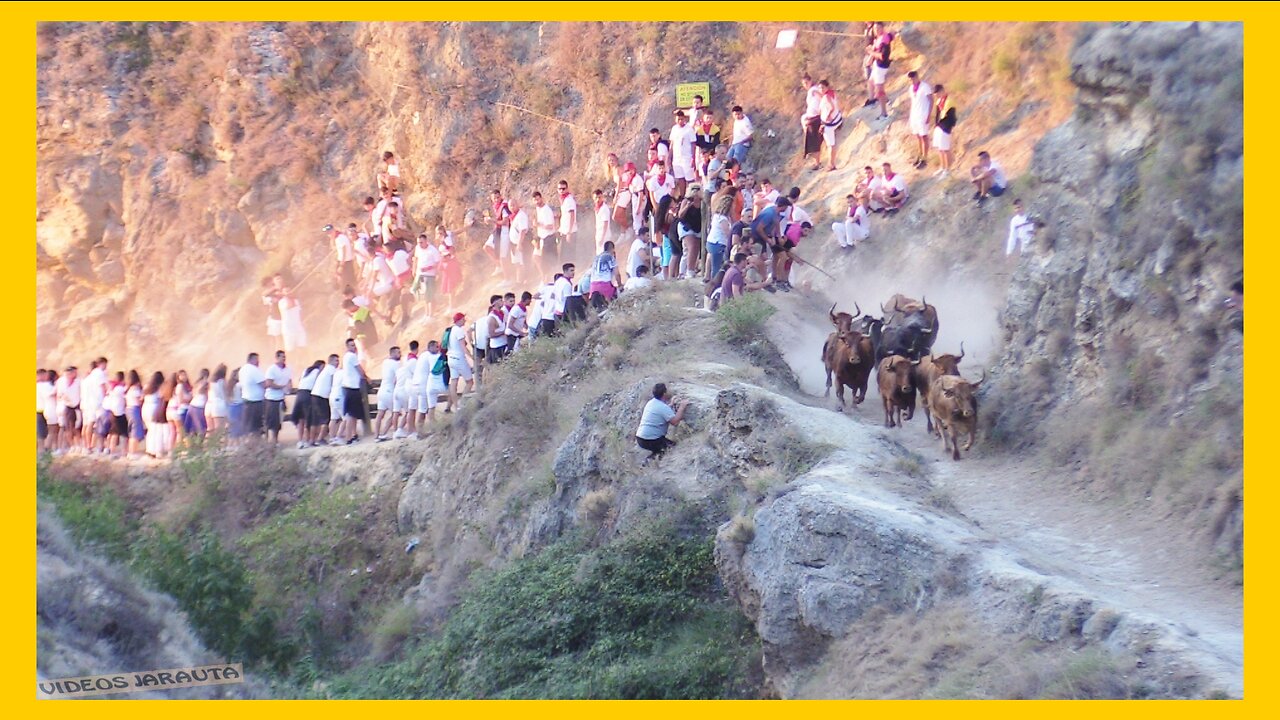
[964,427,975,452]
[905,395,916,421]
[923,405,934,435]
[825,368,832,398]
[835,382,845,412]
[883,397,894,427]
[939,421,952,455]
[951,428,962,461]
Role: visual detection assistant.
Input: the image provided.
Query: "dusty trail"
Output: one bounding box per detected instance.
[764,291,1244,696]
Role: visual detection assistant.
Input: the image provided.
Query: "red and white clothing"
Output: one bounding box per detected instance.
[669,121,696,180]
[594,198,612,254]
[558,193,577,236]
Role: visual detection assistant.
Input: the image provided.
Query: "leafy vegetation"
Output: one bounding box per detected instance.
[321,528,760,699]
[717,292,777,343]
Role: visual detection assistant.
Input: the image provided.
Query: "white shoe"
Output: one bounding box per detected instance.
[393,429,408,439]
[297,441,308,450]
[328,438,344,446]
[934,168,948,177]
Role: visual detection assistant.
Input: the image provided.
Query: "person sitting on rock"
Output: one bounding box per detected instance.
[970,150,1007,205]
[635,382,689,464]
[869,162,908,213]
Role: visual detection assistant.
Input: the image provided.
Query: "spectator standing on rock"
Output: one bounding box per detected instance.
[445,313,474,411]
[970,151,1008,205]
[907,71,934,169]
[669,111,697,198]
[592,188,612,256]
[865,23,893,119]
[932,84,957,176]
[801,73,825,169]
[729,105,754,167]
[635,382,689,464]
[818,80,844,172]
[238,353,266,441]
[1006,198,1037,256]
[264,350,292,448]
[333,225,356,291]
[413,233,441,319]
[556,180,577,267]
[339,338,368,445]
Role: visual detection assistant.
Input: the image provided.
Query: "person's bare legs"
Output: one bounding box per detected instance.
[828,141,838,171]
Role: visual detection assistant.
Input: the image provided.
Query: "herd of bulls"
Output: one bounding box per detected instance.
[820,294,986,461]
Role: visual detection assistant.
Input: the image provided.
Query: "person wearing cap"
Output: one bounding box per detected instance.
[444,311,474,410]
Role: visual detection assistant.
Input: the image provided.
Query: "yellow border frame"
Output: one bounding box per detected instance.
[14,2,1266,715]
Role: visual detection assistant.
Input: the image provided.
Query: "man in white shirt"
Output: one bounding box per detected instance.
[375,346,401,441]
[906,71,934,169]
[729,105,754,168]
[239,353,267,440]
[334,225,356,291]
[592,188,612,256]
[555,263,585,324]
[445,312,474,411]
[970,151,1008,205]
[626,230,651,283]
[310,353,338,446]
[555,181,577,267]
[55,366,81,451]
[647,128,670,166]
[1006,198,1038,256]
[535,276,561,337]
[264,350,292,446]
[533,191,556,280]
[81,358,108,452]
[834,194,871,250]
[509,197,529,284]
[418,339,450,424]
[870,163,909,212]
[413,233,442,318]
[624,264,654,292]
[507,292,531,352]
[669,111,697,196]
[339,338,368,445]
[395,341,419,439]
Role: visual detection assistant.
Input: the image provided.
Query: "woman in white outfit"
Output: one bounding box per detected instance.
[207,364,229,436]
[280,291,308,353]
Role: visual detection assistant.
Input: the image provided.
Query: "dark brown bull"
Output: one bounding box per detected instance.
[823,329,875,412]
[913,342,965,437]
[878,294,940,361]
[927,371,986,461]
[877,354,920,428]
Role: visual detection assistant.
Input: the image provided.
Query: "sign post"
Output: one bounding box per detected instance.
[674,82,711,110]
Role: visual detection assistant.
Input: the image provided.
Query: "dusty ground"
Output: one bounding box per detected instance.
[763,289,1243,696]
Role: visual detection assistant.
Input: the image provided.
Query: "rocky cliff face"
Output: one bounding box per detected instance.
[984,22,1243,559]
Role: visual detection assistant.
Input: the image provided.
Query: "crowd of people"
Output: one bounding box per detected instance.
[38,21,1037,461]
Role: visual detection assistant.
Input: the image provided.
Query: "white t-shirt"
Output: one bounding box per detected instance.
[298,368,319,392]
[379,358,400,395]
[1008,213,1035,254]
[883,173,908,195]
[627,241,649,277]
[595,201,610,227]
[239,363,266,402]
[624,276,653,292]
[488,313,507,348]
[591,252,618,283]
[83,367,106,409]
[335,233,354,263]
[732,114,754,145]
[554,276,575,313]
[789,204,811,227]
[341,351,363,390]
[707,213,731,246]
[423,351,447,389]
[669,122,695,164]
[558,194,577,235]
[474,316,491,351]
[507,304,528,336]
[909,81,933,122]
[396,357,417,391]
[415,243,441,277]
[537,283,559,321]
[647,173,674,203]
[804,85,823,119]
[104,385,127,416]
[313,363,336,397]
[850,204,870,240]
[447,323,468,360]
[511,208,530,239]
[535,204,556,238]
[988,160,1008,189]
[389,248,412,276]
[636,397,677,440]
[412,348,433,387]
[265,363,291,401]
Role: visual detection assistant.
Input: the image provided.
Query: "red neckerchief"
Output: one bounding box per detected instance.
[560,191,571,201]
[518,301,528,312]
[594,198,605,211]
[885,172,896,182]
[656,172,667,185]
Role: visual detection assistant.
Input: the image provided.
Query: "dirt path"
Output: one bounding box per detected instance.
[764,292,1244,696]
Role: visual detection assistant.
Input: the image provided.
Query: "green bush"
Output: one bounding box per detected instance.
[717,292,777,343]
[36,461,135,563]
[323,528,760,699]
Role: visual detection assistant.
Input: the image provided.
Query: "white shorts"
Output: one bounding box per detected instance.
[870,63,888,85]
[499,227,511,258]
[330,395,343,422]
[909,114,930,137]
[393,390,410,413]
[822,124,837,146]
[376,391,394,412]
[932,126,952,151]
[267,317,283,337]
[672,160,695,181]
[447,356,473,382]
[373,279,394,297]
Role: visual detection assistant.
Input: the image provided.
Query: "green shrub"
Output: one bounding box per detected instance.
[36,462,135,563]
[322,527,760,699]
[717,292,777,343]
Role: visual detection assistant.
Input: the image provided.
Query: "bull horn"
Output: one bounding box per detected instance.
[957,341,965,361]
[972,369,987,389]
[829,303,838,325]
[881,302,888,315]
[920,294,927,309]
[921,328,933,333]
[853,301,861,317]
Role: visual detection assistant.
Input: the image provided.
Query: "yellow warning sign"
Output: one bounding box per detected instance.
[675,82,711,109]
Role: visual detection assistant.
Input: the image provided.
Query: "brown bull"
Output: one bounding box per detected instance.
[877,354,919,428]
[927,371,986,461]
[823,329,874,412]
[913,342,965,436]
[829,302,862,333]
